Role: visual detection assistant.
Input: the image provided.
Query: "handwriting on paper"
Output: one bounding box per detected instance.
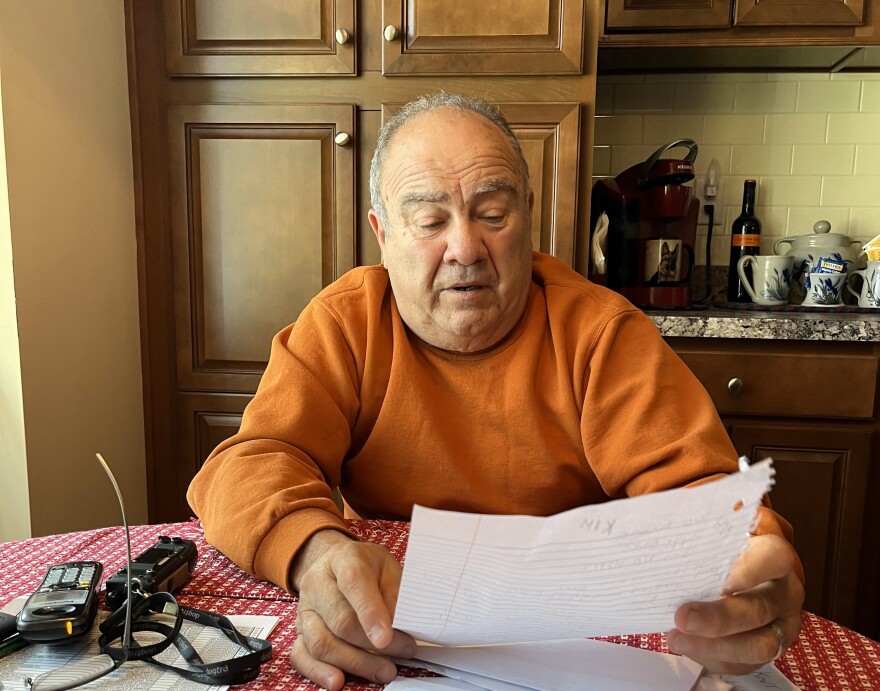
[393,459,774,646]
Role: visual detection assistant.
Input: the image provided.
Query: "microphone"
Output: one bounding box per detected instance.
[94,453,133,650]
[24,455,134,691]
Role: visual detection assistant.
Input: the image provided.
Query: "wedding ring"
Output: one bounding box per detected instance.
[769,621,786,661]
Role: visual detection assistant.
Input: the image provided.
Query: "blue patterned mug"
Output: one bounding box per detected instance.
[846,261,880,308]
[802,272,845,307]
[737,255,793,306]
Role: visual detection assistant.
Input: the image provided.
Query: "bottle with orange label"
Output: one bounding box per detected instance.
[726,178,762,303]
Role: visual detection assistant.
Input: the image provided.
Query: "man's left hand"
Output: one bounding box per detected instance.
[666,533,805,674]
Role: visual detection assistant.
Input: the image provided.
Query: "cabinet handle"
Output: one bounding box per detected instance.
[335,28,352,45]
[334,132,352,147]
[727,377,743,395]
[383,25,400,42]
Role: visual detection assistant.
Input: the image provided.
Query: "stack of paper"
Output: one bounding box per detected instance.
[390,638,703,691]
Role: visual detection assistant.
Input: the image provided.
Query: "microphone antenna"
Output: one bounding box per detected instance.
[95,453,133,650]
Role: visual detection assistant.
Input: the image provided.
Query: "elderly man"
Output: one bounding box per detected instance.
[188,93,804,691]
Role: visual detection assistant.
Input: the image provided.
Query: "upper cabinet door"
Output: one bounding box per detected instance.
[163,0,356,76]
[605,0,732,31]
[735,0,864,26]
[168,104,357,393]
[381,0,585,75]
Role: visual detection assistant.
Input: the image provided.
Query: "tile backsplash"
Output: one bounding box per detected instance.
[593,73,880,266]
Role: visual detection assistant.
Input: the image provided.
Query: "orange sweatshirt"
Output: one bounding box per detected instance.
[188,252,793,592]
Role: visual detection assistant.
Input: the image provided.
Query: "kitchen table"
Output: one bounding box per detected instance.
[1,520,878,690]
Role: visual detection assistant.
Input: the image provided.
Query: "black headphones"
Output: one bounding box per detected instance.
[98,591,272,686]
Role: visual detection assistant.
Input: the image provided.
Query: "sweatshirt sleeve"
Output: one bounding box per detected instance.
[580,307,739,497]
[187,299,361,592]
[579,307,804,582]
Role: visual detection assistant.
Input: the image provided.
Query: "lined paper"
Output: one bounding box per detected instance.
[394,459,773,646]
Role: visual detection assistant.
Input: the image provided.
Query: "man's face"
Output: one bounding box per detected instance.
[369,109,534,353]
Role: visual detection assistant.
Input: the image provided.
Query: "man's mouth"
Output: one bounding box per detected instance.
[452,285,482,292]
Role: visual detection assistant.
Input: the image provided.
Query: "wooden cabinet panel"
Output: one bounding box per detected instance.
[667,336,880,637]
[509,104,582,261]
[606,0,732,31]
[735,0,864,26]
[172,393,249,520]
[677,350,877,419]
[599,0,880,54]
[163,0,356,75]
[381,0,585,75]
[381,102,582,264]
[730,424,871,627]
[168,104,356,393]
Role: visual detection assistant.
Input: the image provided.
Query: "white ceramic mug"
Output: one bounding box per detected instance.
[736,255,793,306]
[846,261,880,308]
[802,272,845,307]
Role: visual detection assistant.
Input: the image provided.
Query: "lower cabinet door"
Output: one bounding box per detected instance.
[174,393,250,521]
[729,421,872,629]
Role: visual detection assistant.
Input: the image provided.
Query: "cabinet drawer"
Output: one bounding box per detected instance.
[677,351,877,419]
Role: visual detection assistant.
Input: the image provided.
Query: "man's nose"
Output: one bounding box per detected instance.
[443,217,488,265]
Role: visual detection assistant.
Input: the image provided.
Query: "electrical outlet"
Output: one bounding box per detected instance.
[696,158,723,226]
[696,179,723,225]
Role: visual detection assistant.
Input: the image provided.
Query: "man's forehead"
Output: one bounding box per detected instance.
[383,111,523,202]
[388,109,518,165]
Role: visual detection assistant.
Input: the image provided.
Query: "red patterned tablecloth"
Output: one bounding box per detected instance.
[2,520,878,690]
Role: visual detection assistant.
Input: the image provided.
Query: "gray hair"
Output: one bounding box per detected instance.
[368,93,530,230]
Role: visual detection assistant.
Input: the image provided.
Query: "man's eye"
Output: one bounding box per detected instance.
[416,220,444,231]
[481,214,507,225]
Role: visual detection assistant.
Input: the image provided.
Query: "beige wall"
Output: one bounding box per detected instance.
[0,0,147,539]
[0,66,30,542]
[594,73,880,265]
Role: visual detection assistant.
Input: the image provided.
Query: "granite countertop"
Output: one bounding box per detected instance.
[647,309,880,342]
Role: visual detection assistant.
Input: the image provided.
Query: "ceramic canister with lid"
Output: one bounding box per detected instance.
[774,220,865,279]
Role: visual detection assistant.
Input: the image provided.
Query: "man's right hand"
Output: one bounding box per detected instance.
[288,530,417,690]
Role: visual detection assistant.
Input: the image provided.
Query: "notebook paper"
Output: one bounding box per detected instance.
[393,459,774,646]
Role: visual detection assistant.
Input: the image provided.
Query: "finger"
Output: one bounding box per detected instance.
[319,595,416,659]
[289,636,346,691]
[676,571,803,639]
[725,534,798,594]
[666,619,788,675]
[294,608,399,687]
[332,545,404,650]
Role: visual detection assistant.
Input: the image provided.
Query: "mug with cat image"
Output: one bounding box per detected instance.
[644,238,694,286]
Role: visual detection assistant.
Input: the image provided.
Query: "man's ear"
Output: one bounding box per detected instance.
[368,208,387,264]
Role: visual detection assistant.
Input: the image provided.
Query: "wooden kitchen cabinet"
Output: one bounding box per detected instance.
[163,0,586,76]
[668,336,880,640]
[163,0,357,76]
[606,0,864,32]
[736,0,864,26]
[602,0,879,48]
[605,0,732,31]
[381,0,585,74]
[127,0,598,522]
[167,103,357,395]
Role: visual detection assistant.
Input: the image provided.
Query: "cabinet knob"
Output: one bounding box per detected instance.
[727,377,743,394]
[383,24,400,42]
[334,132,352,147]
[335,28,352,45]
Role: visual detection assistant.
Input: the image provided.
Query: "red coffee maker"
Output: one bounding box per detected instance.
[589,139,700,309]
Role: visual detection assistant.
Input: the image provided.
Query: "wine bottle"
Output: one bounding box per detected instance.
[726,179,762,303]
